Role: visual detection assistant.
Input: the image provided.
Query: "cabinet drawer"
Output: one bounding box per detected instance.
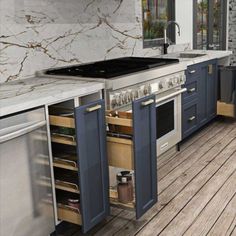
[58,205,82,225]
[49,115,75,128]
[186,65,200,82]
[107,136,134,170]
[182,100,198,139]
[183,81,198,103]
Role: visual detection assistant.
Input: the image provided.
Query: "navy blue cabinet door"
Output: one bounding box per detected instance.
[207,61,218,119]
[74,100,109,233]
[132,95,157,219]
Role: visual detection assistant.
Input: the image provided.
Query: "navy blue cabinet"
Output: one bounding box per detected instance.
[107,95,157,219]
[182,59,218,139]
[75,100,109,233]
[49,99,109,234]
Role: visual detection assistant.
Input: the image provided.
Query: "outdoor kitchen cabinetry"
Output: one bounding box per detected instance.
[182,59,218,139]
[106,95,158,219]
[47,98,109,233]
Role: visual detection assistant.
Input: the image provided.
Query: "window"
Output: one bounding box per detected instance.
[193,0,227,50]
[142,0,175,48]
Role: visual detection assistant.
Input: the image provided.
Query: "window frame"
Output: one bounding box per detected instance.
[193,0,227,50]
[143,0,176,48]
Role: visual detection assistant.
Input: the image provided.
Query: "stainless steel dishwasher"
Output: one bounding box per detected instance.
[0,108,55,236]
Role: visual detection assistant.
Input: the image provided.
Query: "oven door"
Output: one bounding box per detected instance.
[156,88,186,155]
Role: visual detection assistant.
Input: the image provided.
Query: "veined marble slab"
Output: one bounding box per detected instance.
[0,77,104,116]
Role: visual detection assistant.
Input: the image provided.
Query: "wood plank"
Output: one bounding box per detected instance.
[95,122,236,236]
[137,140,236,236]
[158,122,234,193]
[158,120,220,168]
[113,123,236,236]
[207,194,236,236]
[158,122,226,182]
[184,171,236,236]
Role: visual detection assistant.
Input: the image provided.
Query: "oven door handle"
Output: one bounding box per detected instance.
[156,88,187,104]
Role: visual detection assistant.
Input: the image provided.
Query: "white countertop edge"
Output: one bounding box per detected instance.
[0,80,104,117]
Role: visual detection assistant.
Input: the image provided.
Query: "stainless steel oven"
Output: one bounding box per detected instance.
[155,87,186,155]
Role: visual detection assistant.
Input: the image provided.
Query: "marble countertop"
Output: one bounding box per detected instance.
[155,50,232,65]
[0,77,104,117]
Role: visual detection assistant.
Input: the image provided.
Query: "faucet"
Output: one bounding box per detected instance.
[163,21,181,54]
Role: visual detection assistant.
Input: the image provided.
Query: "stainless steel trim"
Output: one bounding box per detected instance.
[0,121,46,143]
[45,106,58,225]
[156,88,187,104]
[86,104,102,112]
[141,99,155,106]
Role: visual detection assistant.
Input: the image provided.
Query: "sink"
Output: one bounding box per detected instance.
[178,53,206,58]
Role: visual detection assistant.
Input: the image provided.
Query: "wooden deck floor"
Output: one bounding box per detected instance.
[59,117,236,236]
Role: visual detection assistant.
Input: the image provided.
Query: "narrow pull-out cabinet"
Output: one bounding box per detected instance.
[48,99,109,233]
[107,95,157,219]
[74,100,109,232]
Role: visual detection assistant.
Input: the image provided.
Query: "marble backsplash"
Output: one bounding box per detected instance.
[0,0,190,83]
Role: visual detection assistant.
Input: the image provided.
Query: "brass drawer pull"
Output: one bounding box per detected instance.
[189,70,196,74]
[86,104,102,112]
[188,116,196,121]
[188,88,196,93]
[141,99,154,106]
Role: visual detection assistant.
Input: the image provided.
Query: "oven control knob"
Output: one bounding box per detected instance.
[143,85,149,95]
[125,91,131,103]
[121,92,127,104]
[131,90,138,100]
[111,97,117,108]
[168,80,174,87]
[115,93,121,106]
[159,82,164,90]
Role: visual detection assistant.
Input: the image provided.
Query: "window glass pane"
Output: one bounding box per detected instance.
[212,0,221,49]
[142,0,170,42]
[196,0,208,50]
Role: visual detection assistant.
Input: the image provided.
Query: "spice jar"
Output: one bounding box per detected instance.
[117,171,134,203]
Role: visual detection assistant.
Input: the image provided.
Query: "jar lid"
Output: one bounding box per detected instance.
[117,171,133,182]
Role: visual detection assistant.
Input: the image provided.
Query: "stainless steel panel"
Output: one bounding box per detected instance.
[0,108,55,236]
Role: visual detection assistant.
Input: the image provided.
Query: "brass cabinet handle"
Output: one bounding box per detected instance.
[188,88,196,93]
[141,99,154,106]
[189,70,196,74]
[188,116,196,121]
[86,104,102,112]
[208,64,213,74]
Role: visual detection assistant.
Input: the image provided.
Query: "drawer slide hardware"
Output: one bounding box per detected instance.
[86,104,102,112]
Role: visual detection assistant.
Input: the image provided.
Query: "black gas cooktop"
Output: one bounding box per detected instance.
[45,57,179,79]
